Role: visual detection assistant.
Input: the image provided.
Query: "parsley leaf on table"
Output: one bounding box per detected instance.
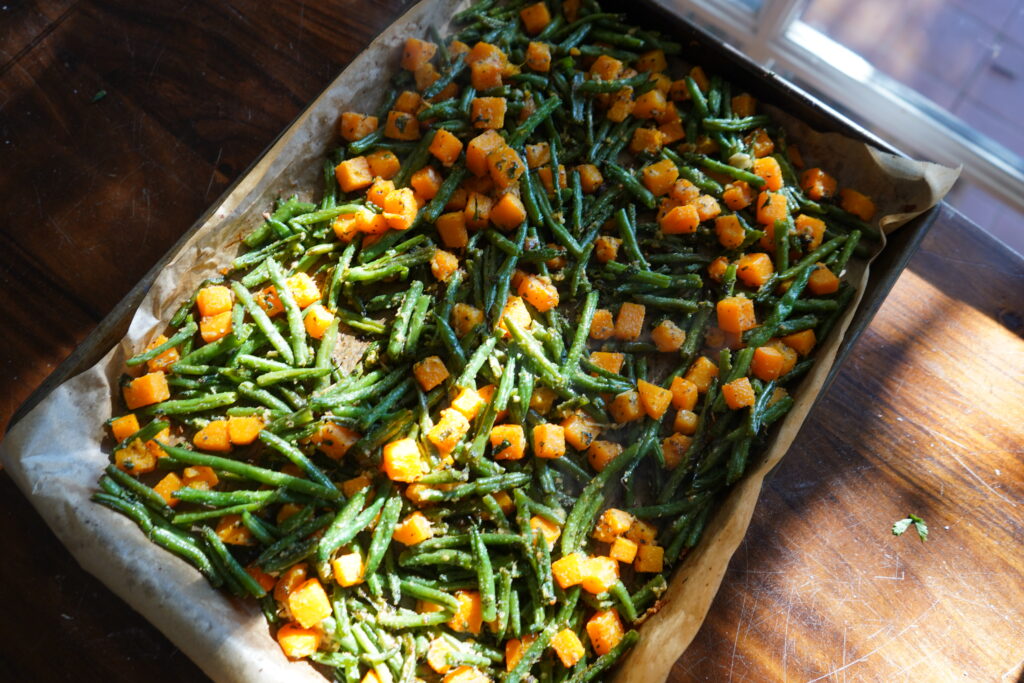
[892,513,928,541]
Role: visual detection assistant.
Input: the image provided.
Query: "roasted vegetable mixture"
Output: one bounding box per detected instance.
[96,0,880,680]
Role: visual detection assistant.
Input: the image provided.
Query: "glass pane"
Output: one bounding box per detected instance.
[802,0,1024,254]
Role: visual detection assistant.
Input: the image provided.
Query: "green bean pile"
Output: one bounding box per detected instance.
[96,0,880,680]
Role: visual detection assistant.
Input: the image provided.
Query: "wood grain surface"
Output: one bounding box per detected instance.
[1,1,1022,681]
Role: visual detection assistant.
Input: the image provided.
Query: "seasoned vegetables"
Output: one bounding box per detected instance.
[96,0,879,680]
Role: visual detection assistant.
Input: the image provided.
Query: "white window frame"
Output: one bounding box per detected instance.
[661,0,1024,214]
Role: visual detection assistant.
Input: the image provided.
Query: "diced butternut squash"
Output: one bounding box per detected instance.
[530,386,557,414]
[197,285,232,317]
[182,465,218,490]
[497,295,532,338]
[659,203,700,235]
[670,376,698,411]
[487,144,526,190]
[651,319,686,352]
[609,536,638,564]
[443,666,490,683]
[751,345,786,381]
[722,180,755,211]
[227,415,263,446]
[466,129,505,177]
[428,408,471,453]
[530,515,561,546]
[629,126,664,154]
[310,422,360,460]
[274,563,309,603]
[411,166,443,201]
[490,192,527,231]
[303,303,334,340]
[451,388,485,421]
[587,609,625,656]
[576,164,603,193]
[336,156,374,192]
[144,335,180,374]
[781,328,816,356]
[641,159,679,197]
[732,93,756,117]
[401,38,437,71]
[673,409,698,435]
[490,424,526,460]
[517,274,559,312]
[736,252,775,288]
[367,149,401,180]
[551,628,585,667]
[690,65,710,92]
[331,551,364,587]
[581,555,619,594]
[589,308,615,340]
[448,590,483,634]
[749,128,775,158]
[124,371,170,410]
[471,97,507,129]
[662,432,693,470]
[589,351,625,375]
[753,156,783,191]
[589,54,623,81]
[636,48,667,72]
[426,128,462,168]
[756,190,788,226]
[694,194,722,222]
[414,356,449,392]
[428,637,457,675]
[551,552,587,589]
[587,440,623,472]
[382,438,423,482]
[505,635,537,672]
[366,178,395,208]
[110,413,140,442]
[525,142,551,168]
[609,390,643,423]
[800,167,837,201]
[339,112,378,142]
[470,59,503,90]
[634,544,665,573]
[383,187,418,230]
[464,191,493,231]
[519,1,551,35]
[722,377,756,410]
[637,379,672,420]
[626,519,658,545]
[153,472,182,507]
[716,295,756,333]
[561,411,601,451]
[840,188,876,221]
[436,211,469,249]
[525,41,552,72]
[606,86,634,122]
[194,418,232,452]
[532,423,565,459]
[385,110,420,140]
[277,622,321,659]
[614,302,645,340]
[452,302,484,337]
[808,263,840,295]
[393,512,434,545]
[685,356,719,393]
[595,235,621,263]
[632,88,667,120]
[216,514,253,546]
[593,508,635,543]
[715,214,746,249]
[432,249,460,282]
[794,214,825,251]
[287,578,331,628]
[200,311,232,343]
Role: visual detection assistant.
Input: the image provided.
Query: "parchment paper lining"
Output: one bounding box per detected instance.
[0,1,958,681]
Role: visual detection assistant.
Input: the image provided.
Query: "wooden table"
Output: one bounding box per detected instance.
[2,1,1022,680]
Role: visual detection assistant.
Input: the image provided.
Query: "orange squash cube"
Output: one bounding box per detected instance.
[659,203,700,235]
[339,112,378,142]
[517,274,559,312]
[342,474,372,499]
[382,438,423,482]
[581,555,620,594]
[632,88,667,120]
[525,40,551,72]
[431,249,460,282]
[410,166,443,202]
[749,128,775,158]
[551,628,585,667]
[636,48,667,72]
[606,86,634,122]
[561,411,601,451]
[303,303,334,340]
[552,552,588,589]
[794,214,826,251]
[227,415,263,446]
[590,309,615,339]
[808,263,840,295]
[609,390,643,424]
[731,92,756,117]
[532,423,565,459]
[200,311,233,343]
[216,514,253,546]
[595,235,621,263]
[331,551,364,587]
[694,194,722,222]
[123,371,170,410]
[287,578,332,628]
[487,144,526,190]
[589,351,625,375]
[182,465,218,490]
[722,180,755,211]
[393,511,434,546]
[641,159,679,197]
[194,418,232,452]
[428,637,457,675]
[756,191,788,226]
[589,54,623,81]
[753,156,783,191]
[576,164,603,193]
[393,90,422,115]
[593,508,635,543]
[662,432,693,470]
[626,519,658,546]
[490,424,526,460]
[519,1,551,35]
[428,408,471,453]
[651,319,686,352]
[634,544,665,573]
[800,167,837,200]
[614,302,645,341]
[716,295,756,334]
[414,356,450,391]
[673,409,698,435]
[715,214,746,249]
[782,328,816,356]
[197,285,232,317]
[637,379,672,420]
[505,635,537,672]
[291,271,323,305]
[736,252,775,288]
[436,211,469,249]
[466,129,505,177]
[587,609,625,655]
[449,387,485,420]
[629,127,665,154]
[452,302,484,337]
[367,149,401,180]
[658,119,686,144]
[530,515,561,546]
[383,187,418,230]
[840,188,876,221]
[722,377,756,410]
[525,142,551,168]
[670,376,698,411]
[490,192,527,231]
[276,622,321,659]
[332,213,361,243]
[464,191,493,231]
[530,386,558,415]
[385,110,420,140]
[274,563,309,603]
[153,472,182,507]
[497,295,532,338]
[448,590,483,634]
[538,164,567,195]
[310,422,360,459]
[335,156,374,192]
[366,178,395,208]
[751,345,786,381]
[401,37,437,71]
[470,97,507,129]
[587,440,623,472]
[608,537,639,564]
[428,128,463,167]
[685,356,720,393]
[144,335,180,374]
[110,413,140,443]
